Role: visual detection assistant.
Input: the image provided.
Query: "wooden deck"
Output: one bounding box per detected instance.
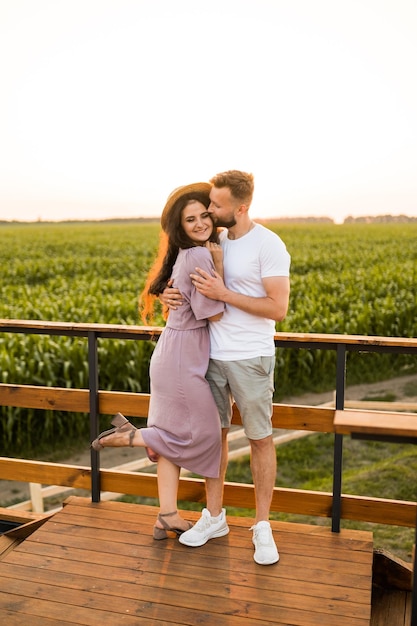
[0,496,376,626]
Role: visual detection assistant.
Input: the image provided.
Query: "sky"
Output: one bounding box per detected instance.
[0,0,416,224]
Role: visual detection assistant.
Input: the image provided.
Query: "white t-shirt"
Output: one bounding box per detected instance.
[209,223,291,360]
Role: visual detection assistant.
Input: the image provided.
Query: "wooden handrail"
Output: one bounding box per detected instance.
[0,457,415,527]
[0,384,336,431]
[2,317,417,348]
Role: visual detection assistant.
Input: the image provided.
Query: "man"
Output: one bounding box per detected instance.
[162,170,290,565]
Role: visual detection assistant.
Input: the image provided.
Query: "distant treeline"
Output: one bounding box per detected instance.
[2,214,417,225]
[344,214,417,223]
[262,214,417,224]
[260,217,333,224]
[0,217,160,225]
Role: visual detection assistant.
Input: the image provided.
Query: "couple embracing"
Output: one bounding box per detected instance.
[92,170,290,566]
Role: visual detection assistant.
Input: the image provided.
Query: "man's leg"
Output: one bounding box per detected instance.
[249,434,279,565]
[249,434,276,523]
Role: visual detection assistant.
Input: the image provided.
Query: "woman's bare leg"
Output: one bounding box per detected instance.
[154,456,190,531]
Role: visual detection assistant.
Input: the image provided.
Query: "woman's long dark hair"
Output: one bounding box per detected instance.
[140,192,219,323]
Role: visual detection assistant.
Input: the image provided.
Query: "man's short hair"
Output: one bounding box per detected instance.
[210,170,254,206]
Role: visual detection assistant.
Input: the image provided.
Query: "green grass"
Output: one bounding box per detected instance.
[404,380,417,397]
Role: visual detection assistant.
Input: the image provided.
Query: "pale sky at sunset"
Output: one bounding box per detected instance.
[1,0,416,224]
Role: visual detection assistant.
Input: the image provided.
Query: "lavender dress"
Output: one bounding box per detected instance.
[141,246,224,478]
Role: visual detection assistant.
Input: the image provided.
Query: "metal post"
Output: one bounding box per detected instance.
[331,344,346,532]
[88,331,101,502]
[412,513,417,625]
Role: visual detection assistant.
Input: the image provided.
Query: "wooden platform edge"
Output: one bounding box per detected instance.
[373,548,413,591]
[0,509,54,560]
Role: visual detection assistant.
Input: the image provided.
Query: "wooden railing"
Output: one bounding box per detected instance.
[1,319,417,534]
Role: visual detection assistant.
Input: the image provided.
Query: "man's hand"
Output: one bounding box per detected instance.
[190,267,228,301]
[190,271,290,321]
[159,279,183,310]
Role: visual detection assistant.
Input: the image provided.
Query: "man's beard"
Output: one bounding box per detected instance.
[212,215,236,228]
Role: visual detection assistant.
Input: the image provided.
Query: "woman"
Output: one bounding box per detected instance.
[91,182,225,540]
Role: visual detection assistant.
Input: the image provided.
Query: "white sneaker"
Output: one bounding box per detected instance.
[251,521,279,565]
[179,508,229,547]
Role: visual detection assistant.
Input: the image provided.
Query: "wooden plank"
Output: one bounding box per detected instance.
[0,587,187,626]
[0,608,75,626]
[46,502,374,570]
[270,404,336,432]
[0,537,372,616]
[233,402,335,431]
[2,318,417,348]
[371,587,410,626]
[0,458,92,490]
[0,384,89,411]
[373,549,413,591]
[0,508,52,559]
[344,400,417,412]
[340,493,417,527]
[0,507,47,524]
[0,383,336,433]
[0,536,20,560]
[273,331,417,349]
[334,409,417,439]
[0,381,413,435]
[2,515,53,541]
[0,576,369,626]
[1,457,416,527]
[0,384,152,417]
[0,318,162,337]
[0,497,373,625]
[98,390,150,417]
[8,543,371,604]
[0,573,370,626]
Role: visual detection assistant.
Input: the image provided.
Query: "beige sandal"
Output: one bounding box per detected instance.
[153,511,192,540]
[91,412,136,450]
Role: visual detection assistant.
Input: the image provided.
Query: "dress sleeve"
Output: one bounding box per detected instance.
[186,247,225,321]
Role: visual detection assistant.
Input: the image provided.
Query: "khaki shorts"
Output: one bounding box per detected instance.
[206,356,275,440]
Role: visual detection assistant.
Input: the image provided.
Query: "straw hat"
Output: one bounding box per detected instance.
[161,182,211,231]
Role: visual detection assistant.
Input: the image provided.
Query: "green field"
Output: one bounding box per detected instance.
[1,220,416,452]
[2,220,416,336]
